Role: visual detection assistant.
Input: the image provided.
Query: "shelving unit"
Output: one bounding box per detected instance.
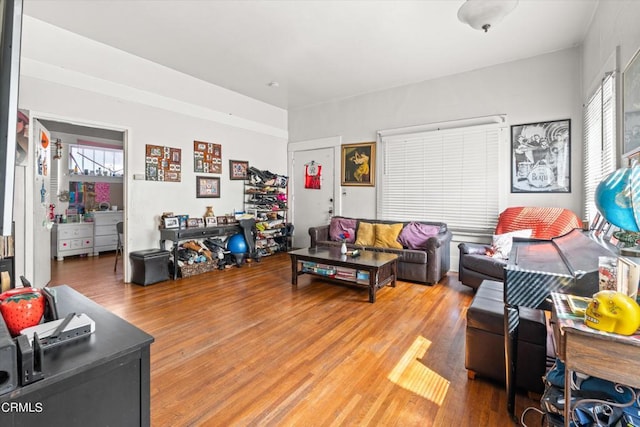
[300,261,370,284]
[244,180,290,256]
[159,224,243,280]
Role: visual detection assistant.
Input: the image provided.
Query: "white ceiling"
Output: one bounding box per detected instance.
[23,0,598,111]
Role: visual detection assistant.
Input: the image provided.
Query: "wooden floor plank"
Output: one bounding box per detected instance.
[50,252,542,426]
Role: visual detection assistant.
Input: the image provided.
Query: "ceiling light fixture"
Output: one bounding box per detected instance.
[457,0,518,33]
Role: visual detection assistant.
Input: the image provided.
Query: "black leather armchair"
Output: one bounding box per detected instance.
[458,242,506,290]
[458,207,582,290]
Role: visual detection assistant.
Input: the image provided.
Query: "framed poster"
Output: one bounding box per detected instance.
[193,141,222,174]
[341,142,375,186]
[196,176,220,198]
[511,119,571,193]
[624,48,640,156]
[145,144,181,182]
[229,160,249,180]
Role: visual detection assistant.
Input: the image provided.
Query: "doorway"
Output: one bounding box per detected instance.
[18,114,127,287]
[289,136,341,249]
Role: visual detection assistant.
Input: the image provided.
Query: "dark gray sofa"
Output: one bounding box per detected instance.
[308,217,452,284]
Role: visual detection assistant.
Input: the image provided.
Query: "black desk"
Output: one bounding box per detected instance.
[160,221,256,279]
[0,286,154,427]
[160,224,241,279]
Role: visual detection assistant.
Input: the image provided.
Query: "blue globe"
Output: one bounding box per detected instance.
[227,234,248,254]
[595,167,640,232]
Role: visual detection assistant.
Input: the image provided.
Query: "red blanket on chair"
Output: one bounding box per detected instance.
[494,207,582,239]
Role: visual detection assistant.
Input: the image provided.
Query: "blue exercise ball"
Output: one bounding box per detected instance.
[227,234,248,254]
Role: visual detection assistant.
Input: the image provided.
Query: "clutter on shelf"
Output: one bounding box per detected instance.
[173,238,235,277]
[244,168,291,256]
[248,167,288,187]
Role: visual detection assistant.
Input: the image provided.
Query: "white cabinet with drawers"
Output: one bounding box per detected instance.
[52,223,94,261]
[93,211,124,255]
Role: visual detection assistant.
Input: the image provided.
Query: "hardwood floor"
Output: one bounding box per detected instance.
[50,253,542,426]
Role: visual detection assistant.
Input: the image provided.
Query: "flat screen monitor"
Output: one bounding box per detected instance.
[0,0,22,236]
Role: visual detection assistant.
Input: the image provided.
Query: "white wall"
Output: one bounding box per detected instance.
[17,17,288,282]
[289,48,584,222]
[581,0,640,160]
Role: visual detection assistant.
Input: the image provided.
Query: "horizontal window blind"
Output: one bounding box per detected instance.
[378,123,500,233]
[602,74,616,174]
[583,73,615,223]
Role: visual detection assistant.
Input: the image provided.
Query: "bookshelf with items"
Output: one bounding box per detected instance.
[300,261,370,284]
[243,171,290,257]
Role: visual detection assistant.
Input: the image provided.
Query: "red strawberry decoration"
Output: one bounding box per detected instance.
[0,287,45,336]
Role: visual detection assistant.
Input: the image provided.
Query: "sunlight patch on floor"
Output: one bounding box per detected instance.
[387,335,449,405]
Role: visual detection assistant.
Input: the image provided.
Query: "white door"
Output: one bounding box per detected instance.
[292,148,334,248]
[33,119,52,287]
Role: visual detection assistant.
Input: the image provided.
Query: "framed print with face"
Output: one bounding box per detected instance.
[196,176,220,198]
[511,119,571,193]
[341,142,375,186]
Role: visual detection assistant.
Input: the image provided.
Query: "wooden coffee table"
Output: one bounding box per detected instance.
[288,247,398,303]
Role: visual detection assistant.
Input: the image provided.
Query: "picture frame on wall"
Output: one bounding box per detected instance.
[196,176,220,198]
[341,142,375,186]
[510,119,571,193]
[623,48,640,157]
[229,160,249,180]
[193,141,222,174]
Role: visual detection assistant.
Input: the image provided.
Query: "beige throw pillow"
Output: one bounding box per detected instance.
[374,223,404,249]
[355,222,376,246]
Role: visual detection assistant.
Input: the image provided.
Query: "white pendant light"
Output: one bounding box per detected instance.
[457,0,519,33]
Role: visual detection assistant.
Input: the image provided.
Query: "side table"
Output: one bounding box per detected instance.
[550,293,640,426]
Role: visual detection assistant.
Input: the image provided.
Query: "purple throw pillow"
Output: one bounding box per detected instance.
[329,217,357,243]
[397,222,440,249]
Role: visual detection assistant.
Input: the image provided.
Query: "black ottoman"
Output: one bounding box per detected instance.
[465,280,549,394]
[130,249,170,286]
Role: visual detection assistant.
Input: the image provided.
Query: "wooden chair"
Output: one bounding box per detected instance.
[113,221,124,272]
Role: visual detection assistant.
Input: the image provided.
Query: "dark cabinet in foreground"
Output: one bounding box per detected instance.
[0,285,154,427]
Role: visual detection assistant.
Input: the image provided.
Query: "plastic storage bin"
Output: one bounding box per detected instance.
[130,249,170,286]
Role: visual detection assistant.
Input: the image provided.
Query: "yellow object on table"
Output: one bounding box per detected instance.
[584,290,640,336]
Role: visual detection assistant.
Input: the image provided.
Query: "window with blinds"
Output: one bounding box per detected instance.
[583,73,616,223]
[378,123,501,233]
